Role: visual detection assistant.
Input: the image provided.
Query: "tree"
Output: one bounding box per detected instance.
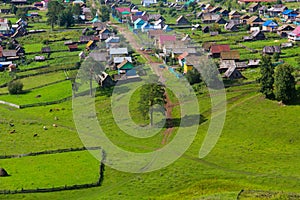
[10,4,17,15]
[274,64,296,104]
[78,56,105,96]
[210,23,221,33]
[138,77,166,126]
[8,81,23,95]
[100,6,110,22]
[59,7,74,28]
[260,55,274,99]
[72,4,81,17]
[273,52,280,62]
[295,55,300,68]
[186,68,201,85]
[16,8,27,20]
[47,1,64,30]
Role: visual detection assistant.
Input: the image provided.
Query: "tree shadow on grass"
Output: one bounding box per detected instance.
[287,88,300,105]
[162,114,207,128]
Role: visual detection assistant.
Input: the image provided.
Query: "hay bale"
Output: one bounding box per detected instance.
[0,168,8,177]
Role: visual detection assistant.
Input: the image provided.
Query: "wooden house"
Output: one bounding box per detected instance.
[210,44,230,58]
[247,16,264,27]
[99,28,111,40]
[68,44,78,51]
[220,50,240,61]
[225,22,239,31]
[223,66,244,80]
[243,30,265,41]
[117,59,136,76]
[248,3,260,13]
[229,11,241,20]
[201,13,220,24]
[262,46,281,54]
[282,9,299,20]
[176,15,190,25]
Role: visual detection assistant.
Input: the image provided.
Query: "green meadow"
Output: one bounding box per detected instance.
[0,1,300,199]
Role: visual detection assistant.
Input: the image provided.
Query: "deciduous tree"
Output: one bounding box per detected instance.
[138,76,166,126]
[260,55,274,99]
[274,64,296,104]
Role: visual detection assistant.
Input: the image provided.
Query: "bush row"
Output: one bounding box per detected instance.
[0,146,101,159]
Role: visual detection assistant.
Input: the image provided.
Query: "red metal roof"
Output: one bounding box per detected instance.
[178,52,188,60]
[115,7,131,13]
[210,44,230,54]
[159,35,176,45]
[291,26,300,37]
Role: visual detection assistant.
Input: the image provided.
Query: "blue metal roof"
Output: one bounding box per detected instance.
[282,9,293,15]
[263,20,278,27]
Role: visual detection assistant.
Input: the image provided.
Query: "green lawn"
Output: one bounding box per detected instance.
[0,151,99,190]
[0,81,72,105]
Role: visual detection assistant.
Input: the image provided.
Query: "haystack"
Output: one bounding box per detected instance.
[0,168,8,177]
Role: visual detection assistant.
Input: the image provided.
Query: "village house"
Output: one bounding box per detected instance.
[142,0,157,7]
[202,26,210,33]
[248,3,260,13]
[229,11,241,21]
[156,35,176,49]
[220,50,240,61]
[113,57,132,68]
[201,13,221,24]
[11,0,27,5]
[267,4,287,17]
[0,19,10,35]
[262,46,281,54]
[277,24,296,37]
[0,8,11,14]
[219,9,229,17]
[243,30,266,41]
[246,16,264,27]
[79,35,99,44]
[147,29,164,39]
[99,28,112,40]
[288,26,300,42]
[97,71,114,88]
[130,15,149,24]
[117,59,136,76]
[105,36,120,48]
[133,18,146,30]
[225,21,239,31]
[262,20,278,32]
[240,14,251,24]
[282,9,298,21]
[223,66,244,80]
[176,15,190,25]
[209,6,222,14]
[109,47,128,58]
[68,44,78,52]
[210,44,230,58]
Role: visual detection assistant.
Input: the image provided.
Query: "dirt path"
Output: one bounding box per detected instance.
[111,24,176,145]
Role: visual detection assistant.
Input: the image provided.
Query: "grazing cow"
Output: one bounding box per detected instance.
[43,126,47,130]
[9,123,14,127]
[9,130,15,134]
[33,133,38,137]
[53,124,57,127]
